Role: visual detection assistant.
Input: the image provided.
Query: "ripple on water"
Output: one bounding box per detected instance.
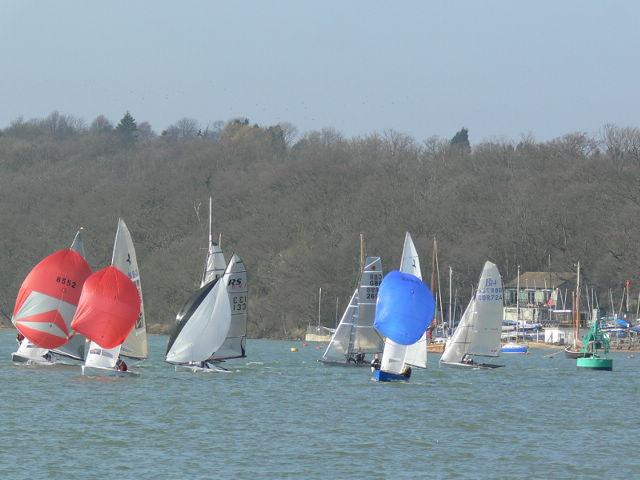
[1,335,638,479]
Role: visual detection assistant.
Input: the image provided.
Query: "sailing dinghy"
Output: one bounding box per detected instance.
[372,271,435,382]
[11,228,92,365]
[166,254,247,372]
[396,232,428,370]
[73,219,143,377]
[440,261,504,369]
[320,257,384,365]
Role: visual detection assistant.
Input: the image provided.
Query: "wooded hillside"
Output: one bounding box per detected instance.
[1,113,639,336]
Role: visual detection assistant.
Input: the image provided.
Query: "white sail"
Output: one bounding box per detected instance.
[403,332,427,368]
[53,228,88,360]
[112,219,148,359]
[354,256,384,353]
[201,197,227,286]
[321,290,358,363]
[166,279,232,364]
[84,343,121,369]
[380,338,408,374]
[400,232,421,279]
[441,261,503,364]
[398,232,427,368]
[208,254,247,360]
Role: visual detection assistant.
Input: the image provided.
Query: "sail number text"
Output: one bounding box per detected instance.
[232,295,247,312]
[56,276,77,288]
[368,273,382,286]
[476,284,502,302]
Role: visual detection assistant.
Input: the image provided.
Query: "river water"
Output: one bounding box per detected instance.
[1,333,638,479]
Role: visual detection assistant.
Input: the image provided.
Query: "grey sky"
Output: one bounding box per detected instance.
[1,0,638,142]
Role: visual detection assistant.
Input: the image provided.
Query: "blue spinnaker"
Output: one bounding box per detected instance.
[374,271,435,345]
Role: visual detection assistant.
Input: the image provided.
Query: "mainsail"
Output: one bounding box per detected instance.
[208,254,248,360]
[201,196,227,287]
[440,261,503,364]
[12,247,92,349]
[52,228,90,360]
[112,219,148,359]
[398,232,427,369]
[321,256,384,363]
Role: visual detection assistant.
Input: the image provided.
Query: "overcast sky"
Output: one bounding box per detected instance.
[1,0,638,142]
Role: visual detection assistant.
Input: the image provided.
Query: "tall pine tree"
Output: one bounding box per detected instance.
[116,111,138,143]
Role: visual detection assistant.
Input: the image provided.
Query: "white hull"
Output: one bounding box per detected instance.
[174,363,230,373]
[81,365,139,377]
[440,361,503,369]
[11,352,55,366]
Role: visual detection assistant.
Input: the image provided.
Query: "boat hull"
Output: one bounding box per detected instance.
[564,347,593,359]
[427,343,446,353]
[11,352,55,366]
[81,365,139,377]
[372,369,410,382]
[174,363,229,373]
[440,361,503,369]
[317,359,372,367]
[501,343,528,354]
[577,357,613,371]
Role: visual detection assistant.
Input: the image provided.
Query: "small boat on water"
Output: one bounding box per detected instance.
[165,254,247,372]
[501,342,528,354]
[72,219,143,377]
[440,261,504,369]
[320,256,384,366]
[564,342,593,359]
[371,270,435,382]
[11,228,93,365]
[165,199,248,373]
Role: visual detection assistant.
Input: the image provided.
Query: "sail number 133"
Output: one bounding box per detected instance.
[232,295,247,312]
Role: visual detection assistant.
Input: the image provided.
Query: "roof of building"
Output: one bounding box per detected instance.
[504,271,575,289]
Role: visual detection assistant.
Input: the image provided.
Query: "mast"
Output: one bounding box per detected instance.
[448,266,453,336]
[516,265,520,343]
[208,196,212,248]
[575,261,580,348]
[317,287,322,328]
[359,233,365,274]
[335,296,339,328]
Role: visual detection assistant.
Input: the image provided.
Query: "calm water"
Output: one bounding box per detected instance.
[1,333,639,479]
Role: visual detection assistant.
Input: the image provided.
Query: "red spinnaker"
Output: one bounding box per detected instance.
[12,249,92,349]
[70,266,141,349]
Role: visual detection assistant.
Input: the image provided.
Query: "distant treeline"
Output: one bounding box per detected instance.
[1,111,639,336]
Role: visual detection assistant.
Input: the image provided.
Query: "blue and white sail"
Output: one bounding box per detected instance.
[398,232,427,369]
[374,271,435,380]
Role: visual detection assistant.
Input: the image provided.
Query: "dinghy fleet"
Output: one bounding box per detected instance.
[321,232,507,381]
[8,202,524,380]
[9,198,247,376]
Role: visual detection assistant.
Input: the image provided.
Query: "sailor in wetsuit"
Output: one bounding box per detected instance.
[116,359,128,371]
[370,354,381,372]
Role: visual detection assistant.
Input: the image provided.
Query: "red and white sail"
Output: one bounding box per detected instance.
[12,249,92,349]
[70,266,141,349]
